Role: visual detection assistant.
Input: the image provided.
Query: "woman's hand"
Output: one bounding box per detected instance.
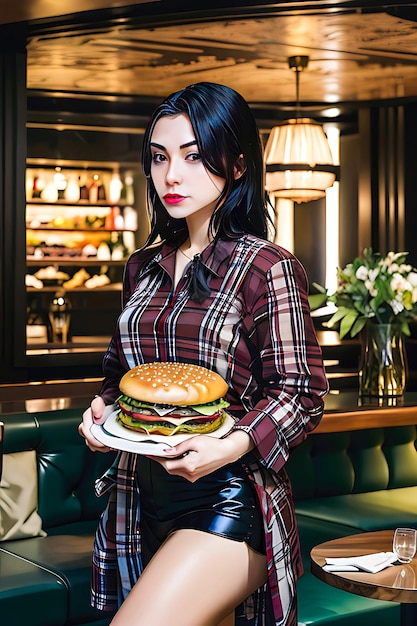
[78,395,112,453]
[146,430,253,482]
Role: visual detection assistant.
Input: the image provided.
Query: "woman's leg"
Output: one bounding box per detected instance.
[110,529,267,626]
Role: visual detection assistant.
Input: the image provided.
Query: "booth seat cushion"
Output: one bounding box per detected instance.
[0,549,68,626]
[297,573,399,626]
[295,485,417,531]
[1,533,113,625]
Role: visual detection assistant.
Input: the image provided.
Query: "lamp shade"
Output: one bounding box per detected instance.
[264,118,336,203]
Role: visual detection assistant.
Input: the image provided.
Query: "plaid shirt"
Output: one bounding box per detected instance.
[92,235,328,625]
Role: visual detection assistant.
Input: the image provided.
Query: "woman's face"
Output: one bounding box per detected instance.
[150,114,226,224]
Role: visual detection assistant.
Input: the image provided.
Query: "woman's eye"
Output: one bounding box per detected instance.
[151,152,166,163]
[186,152,202,162]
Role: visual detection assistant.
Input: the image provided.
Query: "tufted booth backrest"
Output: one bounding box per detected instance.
[287,425,417,502]
[1,410,117,531]
[4,411,417,523]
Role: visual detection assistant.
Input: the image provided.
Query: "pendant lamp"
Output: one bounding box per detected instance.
[264,55,337,203]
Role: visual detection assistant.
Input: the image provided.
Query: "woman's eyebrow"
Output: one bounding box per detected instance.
[180,140,197,149]
[150,140,197,150]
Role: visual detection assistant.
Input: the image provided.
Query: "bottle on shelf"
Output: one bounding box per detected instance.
[97,175,106,201]
[112,206,125,230]
[53,167,67,200]
[88,175,99,204]
[31,171,46,199]
[124,173,135,205]
[65,174,80,202]
[49,291,72,344]
[109,231,127,260]
[42,172,59,202]
[79,174,89,200]
[109,171,123,204]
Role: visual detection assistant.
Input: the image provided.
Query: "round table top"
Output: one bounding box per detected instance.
[311,529,417,604]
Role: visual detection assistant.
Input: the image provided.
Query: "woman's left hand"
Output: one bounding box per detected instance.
[145,430,253,482]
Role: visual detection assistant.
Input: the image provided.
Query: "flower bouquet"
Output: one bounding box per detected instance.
[311,248,417,396]
[312,248,417,339]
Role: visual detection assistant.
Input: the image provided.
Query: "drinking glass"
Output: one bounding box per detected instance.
[393,527,417,564]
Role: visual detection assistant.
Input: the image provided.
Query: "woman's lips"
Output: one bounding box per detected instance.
[163,194,186,205]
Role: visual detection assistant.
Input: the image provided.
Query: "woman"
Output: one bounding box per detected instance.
[79,82,328,626]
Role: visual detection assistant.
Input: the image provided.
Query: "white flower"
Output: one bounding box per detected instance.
[386,251,405,264]
[327,249,417,338]
[355,265,368,281]
[369,268,379,282]
[390,273,408,292]
[390,297,405,315]
[364,279,377,296]
[408,272,417,288]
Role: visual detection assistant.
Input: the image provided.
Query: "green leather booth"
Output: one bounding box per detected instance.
[1,409,416,625]
[287,424,417,625]
[0,409,117,626]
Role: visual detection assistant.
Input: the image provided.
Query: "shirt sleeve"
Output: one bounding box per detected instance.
[233,255,329,473]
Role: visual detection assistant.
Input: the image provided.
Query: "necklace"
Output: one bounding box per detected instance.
[178,245,194,261]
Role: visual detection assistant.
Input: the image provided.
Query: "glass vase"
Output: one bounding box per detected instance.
[358,323,407,397]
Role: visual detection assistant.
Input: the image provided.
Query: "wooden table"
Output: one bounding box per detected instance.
[317,391,417,433]
[311,530,417,626]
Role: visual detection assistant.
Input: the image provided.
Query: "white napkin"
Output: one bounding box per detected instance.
[323,551,397,573]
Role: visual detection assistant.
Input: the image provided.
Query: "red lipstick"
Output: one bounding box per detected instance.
[164,193,186,205]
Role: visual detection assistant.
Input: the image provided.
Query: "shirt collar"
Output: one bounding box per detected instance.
[157,238,239,281]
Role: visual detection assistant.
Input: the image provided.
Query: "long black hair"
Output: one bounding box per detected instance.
[141,82,272,247]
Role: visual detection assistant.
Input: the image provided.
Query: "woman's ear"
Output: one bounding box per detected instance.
[233,154,247,180]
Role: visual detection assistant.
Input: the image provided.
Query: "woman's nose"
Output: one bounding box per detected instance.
[165,159,182,185]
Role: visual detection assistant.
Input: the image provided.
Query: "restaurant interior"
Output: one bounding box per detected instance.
[2,3,417,626]
[0,0,416,392]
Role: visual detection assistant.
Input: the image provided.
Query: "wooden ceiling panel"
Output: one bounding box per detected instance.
[21,8,417,110]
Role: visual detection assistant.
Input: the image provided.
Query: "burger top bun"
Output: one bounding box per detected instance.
[119,362,228,405]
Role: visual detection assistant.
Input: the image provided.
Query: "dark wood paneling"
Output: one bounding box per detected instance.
[0,30,27,378]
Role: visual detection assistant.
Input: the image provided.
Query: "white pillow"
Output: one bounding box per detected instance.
[0,450,46,541]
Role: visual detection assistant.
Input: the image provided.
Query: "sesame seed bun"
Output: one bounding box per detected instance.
[119,362,228,406]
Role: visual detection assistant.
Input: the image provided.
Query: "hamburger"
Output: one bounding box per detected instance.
[116,362,230,436]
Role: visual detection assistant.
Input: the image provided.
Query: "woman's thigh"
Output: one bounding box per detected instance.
[110,529,268,626]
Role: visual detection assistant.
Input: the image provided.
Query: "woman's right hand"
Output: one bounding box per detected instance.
[78,395,112,453]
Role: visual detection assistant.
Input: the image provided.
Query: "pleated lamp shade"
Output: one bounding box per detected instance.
[264,118,336,203]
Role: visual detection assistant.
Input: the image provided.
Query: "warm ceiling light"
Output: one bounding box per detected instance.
[264,55,337,203]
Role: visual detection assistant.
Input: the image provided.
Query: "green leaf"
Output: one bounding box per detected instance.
[311,282,328,294]
[339,309,360,339]
[327,306,352,326]
[308,292,328,311]
[401,320,411,336]
[350,316,367,337]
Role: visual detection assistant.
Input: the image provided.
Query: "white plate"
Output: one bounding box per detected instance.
[90,408,236,456]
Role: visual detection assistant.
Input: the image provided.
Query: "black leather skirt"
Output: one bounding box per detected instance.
[136,455,265,568]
